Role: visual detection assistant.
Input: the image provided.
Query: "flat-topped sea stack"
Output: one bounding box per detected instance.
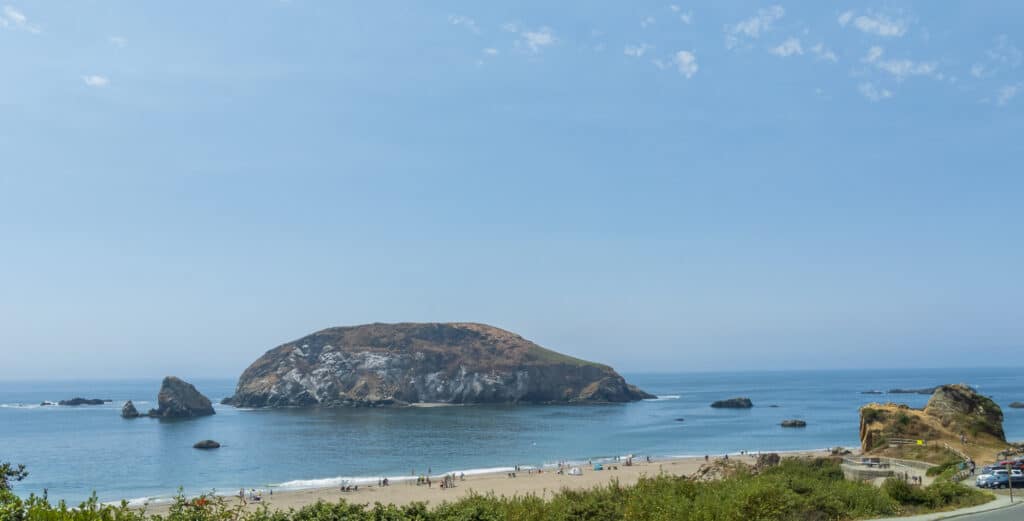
[711,397,753,409]
[223,322,654,407]
[859,383,1009,463]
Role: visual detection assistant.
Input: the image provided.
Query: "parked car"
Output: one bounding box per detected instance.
[979,470,1024,489]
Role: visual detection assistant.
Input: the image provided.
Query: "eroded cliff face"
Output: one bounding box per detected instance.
[858,384,1008,463]
[224,323,654,407]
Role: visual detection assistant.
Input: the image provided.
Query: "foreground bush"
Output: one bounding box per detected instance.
[0,459,993,521]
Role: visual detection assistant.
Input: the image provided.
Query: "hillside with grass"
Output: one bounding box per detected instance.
[859,384,1010,463]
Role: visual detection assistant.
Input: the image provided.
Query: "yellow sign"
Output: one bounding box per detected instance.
[916,440,924,445]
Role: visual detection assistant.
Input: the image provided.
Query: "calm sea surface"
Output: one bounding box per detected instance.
[2,368,1022,505]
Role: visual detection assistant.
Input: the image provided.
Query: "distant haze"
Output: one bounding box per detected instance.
[1,2,1022,379]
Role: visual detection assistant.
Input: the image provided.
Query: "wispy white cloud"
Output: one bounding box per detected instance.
[862,46,884,63]
[986,35,1022,68]
[82,75,110,88]
[841,11,907,37]
[108,36,127,47]
[517,26,556,54]
[448,15,480,34]
[859,46,937,81]
[670,5,693,24]
[810,43,838,62]
[624,43,653,58]
[641,16,656,29]
[858,82,892,102]
[770,38,803,57]
[724,5,784,50]
[997,83,1022,106]
[875,58,937,81]
[482,48,499,56]
[501,22,518,33]
[674,50,698,78]
[2,5,40,33]
[970,63,986,78]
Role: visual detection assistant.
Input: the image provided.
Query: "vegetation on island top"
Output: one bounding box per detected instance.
[0,458,993,521]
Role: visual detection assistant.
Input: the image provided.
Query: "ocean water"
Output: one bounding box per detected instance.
[1,368,1022,505]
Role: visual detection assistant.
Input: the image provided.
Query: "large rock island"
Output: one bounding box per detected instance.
[223,322,654,407]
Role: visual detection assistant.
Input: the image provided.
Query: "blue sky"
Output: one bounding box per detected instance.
[1,1,1022,379]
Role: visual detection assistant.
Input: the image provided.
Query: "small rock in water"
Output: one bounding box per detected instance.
[780,419,807,428]
[710,397,753,409]
[193,440,221,449]
[58,397,109,406]
[674,418,685,422]
[1009,402,1024,409]
[121,400,140,419]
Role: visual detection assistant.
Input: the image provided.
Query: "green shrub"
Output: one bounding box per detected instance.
[0,459,994,521]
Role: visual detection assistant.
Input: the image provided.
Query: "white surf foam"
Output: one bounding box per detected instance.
[644,395,680,401]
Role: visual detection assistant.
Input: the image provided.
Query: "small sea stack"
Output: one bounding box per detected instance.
[711,397,753,409]
[1009,402,1024,409]
[193,440,221,449]
[121,400,140,419]
[781,419,807,428]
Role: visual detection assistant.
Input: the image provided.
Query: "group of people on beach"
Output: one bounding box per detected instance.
[414,472,465,488]
[238,488,266,503]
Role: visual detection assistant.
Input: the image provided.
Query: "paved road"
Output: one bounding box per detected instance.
[951,502,1023,520]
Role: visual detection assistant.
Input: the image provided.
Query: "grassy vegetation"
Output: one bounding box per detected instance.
[0,458,994,521]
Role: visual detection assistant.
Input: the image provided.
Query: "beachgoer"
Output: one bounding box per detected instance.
[704,455,709,462]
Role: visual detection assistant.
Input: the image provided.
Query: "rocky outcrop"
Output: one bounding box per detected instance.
[147,377,215,418]
[58,398,110,406]
[781,419,807,428]
[710,397,753,409]
[923,384,1004,440]
[121,400,140,418]
[223,323,654,408]
[1009,402,1024,409]
[859,384,1009,462]
[193,440,220,449]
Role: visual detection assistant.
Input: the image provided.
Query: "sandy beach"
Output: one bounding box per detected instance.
[141,450,836,515]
